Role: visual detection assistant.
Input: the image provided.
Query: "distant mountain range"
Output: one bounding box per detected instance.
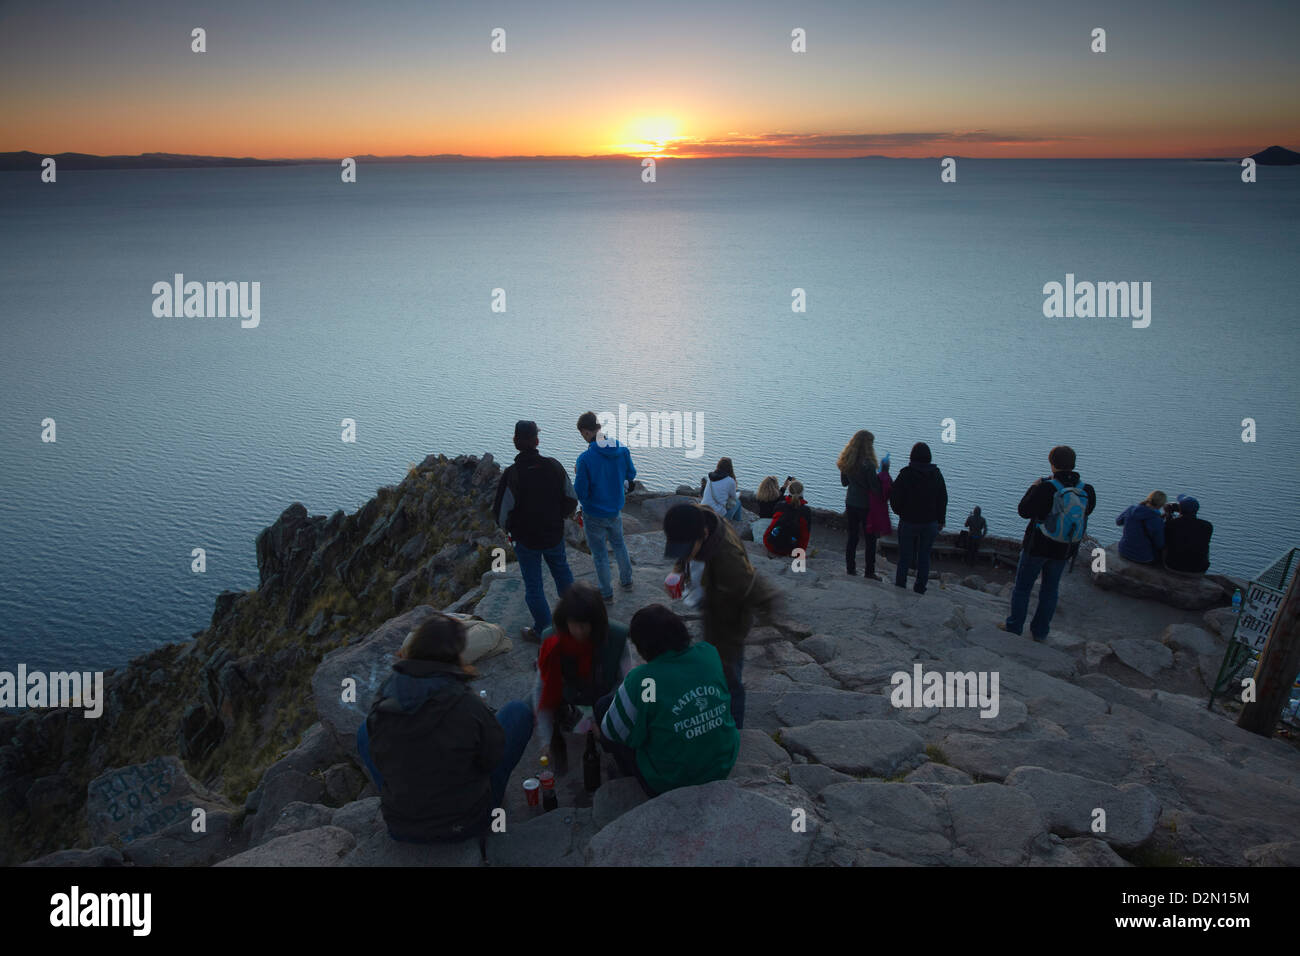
[1,146,1297,170]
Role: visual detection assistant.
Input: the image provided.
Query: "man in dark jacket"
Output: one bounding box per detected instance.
[889,442,948,594]
[1163,495,1212,574]
[356,613,533,843]
[1004,445,1097,641]
[493,420,578,641]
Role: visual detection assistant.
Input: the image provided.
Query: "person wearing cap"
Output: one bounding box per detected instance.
[662,502,775,729]
[1163,495,1212,574]
[888,442,948,594]
[356,612,534,843]
[574,411,637,603]
[493,420,578,642]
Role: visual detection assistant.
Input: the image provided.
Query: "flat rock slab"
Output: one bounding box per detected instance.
[1005,765,1161,850]
[962,624,1078,679]
[216,826,357,867]
[585,780,816,866]
[1110,638,1174,679]
[1091,544,1229,610]
[489,807,595,866]
[340,829,483,866]
[945,783,1046,865]
[122,810,237,866]
[86,755,233,847]
[781,719,925,777]
[819,781,952,865]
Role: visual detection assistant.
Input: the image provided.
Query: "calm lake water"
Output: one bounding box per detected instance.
[2,158,1297,671]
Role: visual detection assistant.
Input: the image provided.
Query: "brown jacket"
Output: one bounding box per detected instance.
[676,505,774,662]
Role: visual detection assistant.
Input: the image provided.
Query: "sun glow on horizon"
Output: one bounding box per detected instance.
[610,115,688,154]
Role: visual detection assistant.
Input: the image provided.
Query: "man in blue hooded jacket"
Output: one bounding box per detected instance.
[575,411,637,603]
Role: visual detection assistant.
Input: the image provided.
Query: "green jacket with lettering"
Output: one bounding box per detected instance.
[599,642,739,796]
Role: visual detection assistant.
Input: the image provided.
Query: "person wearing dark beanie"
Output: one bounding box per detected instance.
[888,442,948,594]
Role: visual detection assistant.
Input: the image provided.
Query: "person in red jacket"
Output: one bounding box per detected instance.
[763,481,812,557]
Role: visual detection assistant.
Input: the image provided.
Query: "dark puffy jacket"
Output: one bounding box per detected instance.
[1164,515,1213,574]
[365,659,503,842]
[1018,471,1097,560]
[493,448,577,549]
[1117,503,1166,564]
[889,462,948,525]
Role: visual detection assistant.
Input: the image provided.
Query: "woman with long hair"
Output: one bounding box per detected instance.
[837,430,892,579]
[702,457,743,521]
[532,582,631,771]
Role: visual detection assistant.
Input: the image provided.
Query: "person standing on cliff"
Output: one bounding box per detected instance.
[1003,445,1096,642]
[493,420,578,644]
[889,442,948,594]
[574,411,637,604]
[838,430,892,580]
[662,503,776,729]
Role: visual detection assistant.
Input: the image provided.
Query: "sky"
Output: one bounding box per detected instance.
[1,0,1297,159]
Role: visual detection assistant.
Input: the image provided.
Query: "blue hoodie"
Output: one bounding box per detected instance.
[575,439,637,519]
[1116,503,1165,564]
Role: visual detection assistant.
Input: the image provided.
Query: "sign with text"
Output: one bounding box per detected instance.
[1233,582,1284,651]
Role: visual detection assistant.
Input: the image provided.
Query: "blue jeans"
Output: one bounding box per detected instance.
[583,512,633,598]
[1005,551,1068,641]
[356,700,535,826]
[514,541,574,631]
[724,500,743,521]
[894,520,940,594]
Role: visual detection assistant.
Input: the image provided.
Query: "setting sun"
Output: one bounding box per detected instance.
[611,116,687,154]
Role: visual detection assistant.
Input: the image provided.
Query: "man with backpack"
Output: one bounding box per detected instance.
[493,420,578,643]
[763,480,812,558]
[1004,445,1096,642]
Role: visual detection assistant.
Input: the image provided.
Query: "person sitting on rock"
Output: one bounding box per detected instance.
[1003,445,1097,642]
[662,502,777,730]
[532,582,632,772]
[838,430,892,580]
[754,476,792,518]
[762,480,812,558]
[1162,494,1213,574]
[963,506,987,565]
[1116,490,1166,565]
[595,604,739,796]
[493,420,578,643]
[701,457,743,522]
[356,612,533,844]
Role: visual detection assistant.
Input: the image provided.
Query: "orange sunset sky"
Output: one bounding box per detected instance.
[1,0,1296,160]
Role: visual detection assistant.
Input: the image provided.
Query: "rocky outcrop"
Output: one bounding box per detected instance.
[0,454,506,865]
[1090,544,1234,610]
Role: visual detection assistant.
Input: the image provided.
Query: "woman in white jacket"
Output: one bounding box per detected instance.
[701,457,743,521]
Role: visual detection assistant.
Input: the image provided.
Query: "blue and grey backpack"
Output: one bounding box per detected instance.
[1037,479,1088,544]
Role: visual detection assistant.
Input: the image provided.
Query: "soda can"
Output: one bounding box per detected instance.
[523,777,540,807]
